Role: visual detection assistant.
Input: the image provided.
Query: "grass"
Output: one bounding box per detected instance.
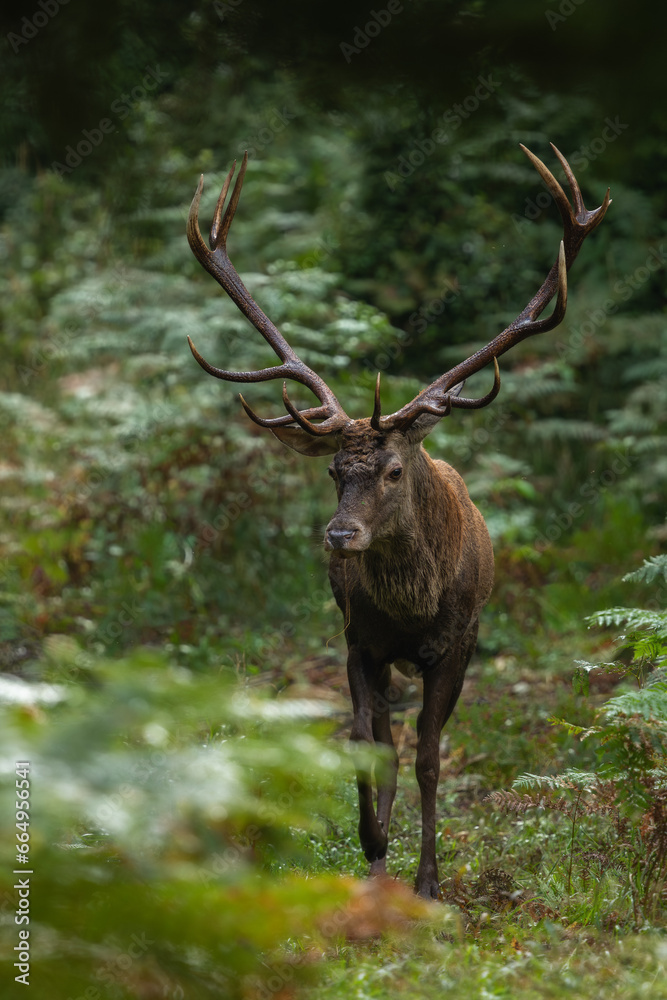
[308,933,667,1000]
[248,644,664,999]
[2,591,666,998]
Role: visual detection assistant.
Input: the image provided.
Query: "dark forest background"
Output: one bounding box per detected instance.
[1,2,667,997]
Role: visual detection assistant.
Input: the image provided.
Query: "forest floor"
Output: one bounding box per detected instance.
[240,648,667,999]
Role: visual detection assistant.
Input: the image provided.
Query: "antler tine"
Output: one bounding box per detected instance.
[377,144,610,432]
[238,392,331,430]
[546,143,585,217]
[187,158,350,435]
[370,373,383,431]
[551,142,611,228]
[521,143,611,251]
[280,382,345,435]
[187,334,289,384]
[210,153,247,249]
[388,362,499,433]
[451,357,501,409]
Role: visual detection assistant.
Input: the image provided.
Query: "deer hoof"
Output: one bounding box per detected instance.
[415,877,440,900]
[362,839,388,863]
[369,857,388,878]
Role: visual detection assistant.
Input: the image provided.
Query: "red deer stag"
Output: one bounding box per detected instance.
[186,145,610,898]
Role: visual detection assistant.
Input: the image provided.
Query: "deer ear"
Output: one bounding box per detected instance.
[270,425,340,457]
[404,413,442,443]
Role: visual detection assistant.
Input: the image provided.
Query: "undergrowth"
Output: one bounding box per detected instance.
[487,555,667,930]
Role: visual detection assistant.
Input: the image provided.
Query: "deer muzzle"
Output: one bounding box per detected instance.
[324,521,370,552]
[325,527,357,550]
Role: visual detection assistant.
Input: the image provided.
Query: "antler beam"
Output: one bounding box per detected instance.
[186,153,350,436]
[377,143,611,432]
[188,144,610,439]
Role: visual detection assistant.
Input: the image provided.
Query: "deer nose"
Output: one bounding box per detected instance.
[325,527,358,550]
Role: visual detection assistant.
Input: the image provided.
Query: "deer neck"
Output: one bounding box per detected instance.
[357,452,462,623]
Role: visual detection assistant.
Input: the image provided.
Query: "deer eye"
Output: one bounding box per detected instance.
[388,466,403,481]
[328,466,337,480]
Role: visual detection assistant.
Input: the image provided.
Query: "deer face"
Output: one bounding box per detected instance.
[324,425,414,553]
[270,418,435,555]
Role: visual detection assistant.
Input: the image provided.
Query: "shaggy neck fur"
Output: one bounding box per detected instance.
[355,449,463,623]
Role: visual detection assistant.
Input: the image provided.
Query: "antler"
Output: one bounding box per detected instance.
[376,143,612,432]
[186,152,350,435]
[189,145,610,439]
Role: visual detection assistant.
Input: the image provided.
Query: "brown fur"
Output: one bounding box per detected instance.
[275,417,494,898]
[187,143,610,900]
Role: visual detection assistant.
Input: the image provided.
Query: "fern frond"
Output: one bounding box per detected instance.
[548,715,602,739]
[588,608,667,633]
[602,684,667,724]
[513,769,599,792]
[573,659,619,673]
[486,788,574,818]
[623,556,667,586]
[526,418,607,443]
[485,789,542,814]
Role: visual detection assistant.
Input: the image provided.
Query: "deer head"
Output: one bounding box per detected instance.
[186,145,610,557]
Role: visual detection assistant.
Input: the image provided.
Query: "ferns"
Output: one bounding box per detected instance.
[584,578,667,688]
[624,555,667,586]
[513,768,601,792]
[589,607,667,632]
[488,774,614,820]
[487,560,667,921]
[526,417,608,443]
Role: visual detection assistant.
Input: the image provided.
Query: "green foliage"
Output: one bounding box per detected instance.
[489,563,667,927]
[0,142,421,657]
[0,647,434,998]
[1,65,664,662]
[2,15,667,994]
[624,555,667,587]
[583,566,667,688]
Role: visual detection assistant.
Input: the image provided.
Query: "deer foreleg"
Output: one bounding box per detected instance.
[414,663,465,899]
[347,648,389,864]
[369,666,398,876]
[414,720,442,897]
